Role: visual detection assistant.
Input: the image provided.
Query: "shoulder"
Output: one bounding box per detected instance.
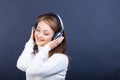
[53,53,68,58]
[50,53,69,62]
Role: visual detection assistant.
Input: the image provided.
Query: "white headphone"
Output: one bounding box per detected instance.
[51,13,64,40]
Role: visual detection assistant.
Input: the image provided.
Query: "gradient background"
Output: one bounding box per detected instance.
[0,0,120,80]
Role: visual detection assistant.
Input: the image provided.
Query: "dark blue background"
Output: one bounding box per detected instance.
[0,0,120,80]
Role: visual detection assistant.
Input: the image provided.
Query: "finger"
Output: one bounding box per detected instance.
[51,37,60,43]
[32,27,35,36]
[54,37,64,45]
[32,27,35,33]
[54,36,63,41]
[58,37,64,44]
[30,27,35,39]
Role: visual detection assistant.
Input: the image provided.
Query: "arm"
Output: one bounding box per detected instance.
[17,27,35,71]
[26,53,69,77]
[26,44,51,75]
[16,39,35,71]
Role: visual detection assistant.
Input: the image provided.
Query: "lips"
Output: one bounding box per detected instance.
[35,37,44,46]
[36,37,44,42]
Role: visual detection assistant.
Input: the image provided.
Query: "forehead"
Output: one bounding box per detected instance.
[37,21,53,32]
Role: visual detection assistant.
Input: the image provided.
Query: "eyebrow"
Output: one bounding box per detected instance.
[36,26,53,34]
[36,26,40,29]
[37,27,50,32]
[43,30,50,33]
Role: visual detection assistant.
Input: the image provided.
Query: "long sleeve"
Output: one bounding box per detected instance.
[16,39,35,71]
[26,53,69,77]
[26,44,51,75]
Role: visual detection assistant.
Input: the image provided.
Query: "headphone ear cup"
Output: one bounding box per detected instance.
[52,32,63,40]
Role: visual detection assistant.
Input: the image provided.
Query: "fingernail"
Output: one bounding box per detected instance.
[61,37,64,39]
[32,27,35,30]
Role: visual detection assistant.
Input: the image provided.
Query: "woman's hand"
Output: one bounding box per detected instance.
[47,37,64,50]
[30,27,35,40]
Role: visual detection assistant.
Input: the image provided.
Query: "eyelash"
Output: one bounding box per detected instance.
[44,33,49,36]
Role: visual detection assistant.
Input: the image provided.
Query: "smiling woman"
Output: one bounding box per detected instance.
[34,21,54,46]
[16,13,69,80]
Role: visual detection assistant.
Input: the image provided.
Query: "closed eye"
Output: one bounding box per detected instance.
[44,33,49,36]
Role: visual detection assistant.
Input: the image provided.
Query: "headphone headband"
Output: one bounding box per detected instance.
[48,13,64,39]
[49,13,64,33]
[55,14,64,33]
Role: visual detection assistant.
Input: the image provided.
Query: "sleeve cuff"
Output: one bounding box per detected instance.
[25,39,34,48]
[43,44,51,52]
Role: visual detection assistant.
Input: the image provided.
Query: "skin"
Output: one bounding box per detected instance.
[34,21,54,46]
[30,21,64,49]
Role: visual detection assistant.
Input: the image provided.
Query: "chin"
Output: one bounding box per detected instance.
[36,42,45,46]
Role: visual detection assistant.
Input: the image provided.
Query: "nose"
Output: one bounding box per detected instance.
[37,32,44,38]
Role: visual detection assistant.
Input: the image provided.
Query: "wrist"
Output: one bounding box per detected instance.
[43,44,51,52]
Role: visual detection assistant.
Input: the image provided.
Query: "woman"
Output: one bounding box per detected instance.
[16,13,69,80]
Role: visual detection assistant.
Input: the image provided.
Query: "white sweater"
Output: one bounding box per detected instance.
[16,39,69,80]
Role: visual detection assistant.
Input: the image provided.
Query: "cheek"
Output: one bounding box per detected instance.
[45,36,53,42]
[34,32,37,39]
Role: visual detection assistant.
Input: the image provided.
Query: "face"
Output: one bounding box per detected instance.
[34,21,54,46]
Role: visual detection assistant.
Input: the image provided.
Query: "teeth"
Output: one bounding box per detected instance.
[38,38,44,41]
[35,36,44,41]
